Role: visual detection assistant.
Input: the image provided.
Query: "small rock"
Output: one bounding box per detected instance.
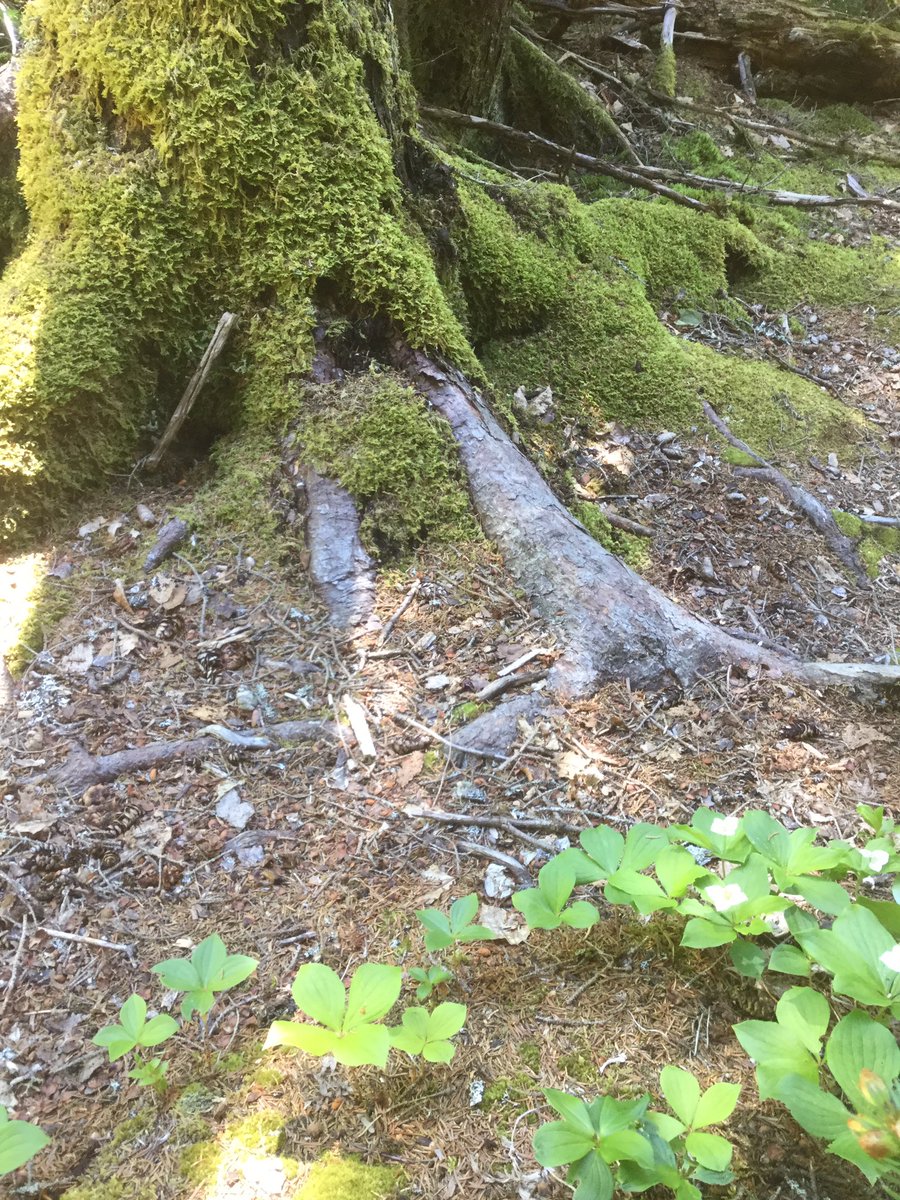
[656,431,677,446]
[215,787,254,830]
[134,503,156,525]
[454,781,487,803]
[237,844,265,868]
[425,674,453,691]
[726,492,747,503]
[483,863,515,900]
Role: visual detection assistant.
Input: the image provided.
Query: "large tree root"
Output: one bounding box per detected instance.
[303,466,378,631]
[30,720,336,795]
[395,346,900,697]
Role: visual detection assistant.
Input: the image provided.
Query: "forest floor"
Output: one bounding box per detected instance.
[1,290,898,1200]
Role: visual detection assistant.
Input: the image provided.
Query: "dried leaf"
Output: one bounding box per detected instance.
[395,751,425,786]
[58,642,94,674]
[111,579,134,614]
[479,904,529,945]
[842,723,889,750]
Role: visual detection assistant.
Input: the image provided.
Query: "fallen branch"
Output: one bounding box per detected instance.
[703,401,869,585]
[140,312,237,471]
[526,0,670,17]
[474,669,548,703]
[423,106,900,213]
[450,838,534,885]
[143,517,190,572]
[837,512,900,530]
[390,711,510,761]
[378,578,421,645]
[602,509,654,537]
[421,106,711,211]
[34,719,337,794]
[737,50,757,104]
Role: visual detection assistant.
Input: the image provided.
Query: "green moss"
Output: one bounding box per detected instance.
[178,430,283,559]
[519,1041,541,1071]
[482,1074,534,1112]
[250,1065,285,1088]
[834,509,900,577]
[453,180,882,451]
[574,502,650,570]
[558,1050,598,1084]
[295,370,478,559]
[181,1108,285,1185]
[652,46,677,99]
[1,0,472,543]
[504,32,626,155]
[296,1154,403,1199]
[61,1184,156,1200]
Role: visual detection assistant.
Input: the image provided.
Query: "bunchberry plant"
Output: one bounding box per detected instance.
[151,933,258,1021]
[512,855,599,930]
[408,964,453,1000]
[0,1107,50,1177]
[92,994,178,1092]
[416,894,495,952]
[390,1003,467,1063]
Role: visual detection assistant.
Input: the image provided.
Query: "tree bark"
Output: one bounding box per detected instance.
[396,0,514,115]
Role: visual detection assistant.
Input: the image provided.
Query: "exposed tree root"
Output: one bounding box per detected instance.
[303,466,378,631]
[394,346,900,698]
[32,720,336,796]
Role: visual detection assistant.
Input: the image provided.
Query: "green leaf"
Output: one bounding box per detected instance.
[0,1113,50,1177]
[579,825,624,876]
[793,877,852,916]
[681,918,735,948]
[532,1120,596,1167]
[655,846,708,898]
[344,963,403,1030]
[426,1002,467,1041]
[621,824,669,872]
[826,1010,900,1110]
[449,894,479,932]
[802,905,893,1007]
[685,1130,732,1172]
[263,1022,336,1056]
[775,987,830,1056]
[331,1025,392,1068]
[512,888,562,930]
[596,1094,650,1135]
[215,953,257,991]
[729,940,767,979]
[416,908,453,951]
[191,933,228,984]
[774,1075,851,1139]
[599,1129,655,1168]
[768,944,811,978]
[826,1130,890,1184]
[151,956,201,993]
[733,1020,819,1099]
[537,855,576,914]
[660,1066,701,1126]
[92,1025,137,1062]
[422,1039,456,1064]
[571,1150,615,1200]
[561,900,600,929]
[644,1110,686,1141]
[858,804,884,834]
[605,869,672,915]
[181,988,215,1020]
[857,897,900,940]
[138,1014,179,1047]
[693,1082,740,1128]
[544,1089,598,1137]
[118,994,148,1039]
[455,925,495,943]
[290,964,346,1031]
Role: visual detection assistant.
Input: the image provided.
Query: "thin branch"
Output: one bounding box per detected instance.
[421,106,711,211]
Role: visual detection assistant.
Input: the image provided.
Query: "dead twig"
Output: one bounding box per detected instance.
[390,712,509,761]
[140,313,237,471]
[39,927,134,954]
[0,916,28,1021]
[703,401,868,585]
[378,578,421,645]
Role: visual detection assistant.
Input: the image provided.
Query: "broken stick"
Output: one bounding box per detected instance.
[141,312,237,471]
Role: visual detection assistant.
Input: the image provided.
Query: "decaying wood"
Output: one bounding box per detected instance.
[703,401,868,585]
[34,719,336,794]
[143,517,189,571]
[737,50,757,104]
[602,509,654,538]
[141,312,237,471]
[474,670,548,703]
[304,466,378,630]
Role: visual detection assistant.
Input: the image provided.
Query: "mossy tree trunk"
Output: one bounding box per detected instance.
[395,0,513,116]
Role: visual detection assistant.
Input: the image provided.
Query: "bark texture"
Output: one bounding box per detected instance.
[304,466,378,630]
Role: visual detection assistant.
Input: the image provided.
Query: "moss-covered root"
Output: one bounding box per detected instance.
[834,510,900,578]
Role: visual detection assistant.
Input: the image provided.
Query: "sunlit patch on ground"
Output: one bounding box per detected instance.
[0,551,46,660]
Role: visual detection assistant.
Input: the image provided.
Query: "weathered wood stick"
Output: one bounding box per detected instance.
[737,50,757,104]
[141,312,237,471]
[704,402,868,584]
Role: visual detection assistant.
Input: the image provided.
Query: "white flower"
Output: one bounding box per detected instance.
[705,883,748,912]
[710,815,740,837]
[880,945,900,973]
[860,847,890,873]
